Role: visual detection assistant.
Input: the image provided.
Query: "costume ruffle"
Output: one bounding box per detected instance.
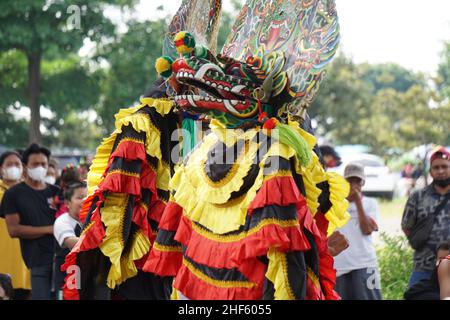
[63,98,174,299]
[169,140,297,234]
[288,119,350,235]
[147,123,342,299]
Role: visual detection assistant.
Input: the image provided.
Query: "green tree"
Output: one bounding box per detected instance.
[310,54,373,143]
[0,0,135,144]
[436,42,450,99]
[360,63,424,93]
[95,18,166,133]
[42,111,102,149]
[397,85,450,148]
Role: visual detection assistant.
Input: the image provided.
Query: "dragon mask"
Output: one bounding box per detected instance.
[156,0,340,129]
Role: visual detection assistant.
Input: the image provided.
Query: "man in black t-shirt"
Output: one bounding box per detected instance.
[1,144,59,300]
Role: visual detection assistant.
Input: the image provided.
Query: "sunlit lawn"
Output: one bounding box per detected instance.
[378,197,407,220]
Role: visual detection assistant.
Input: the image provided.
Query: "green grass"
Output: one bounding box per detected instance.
[378,196,407,219]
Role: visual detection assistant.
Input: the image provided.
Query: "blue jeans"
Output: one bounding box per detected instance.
[30,264,55,300]
[408,271,432,288]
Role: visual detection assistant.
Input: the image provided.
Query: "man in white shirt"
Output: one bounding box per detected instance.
[333,163,382,300]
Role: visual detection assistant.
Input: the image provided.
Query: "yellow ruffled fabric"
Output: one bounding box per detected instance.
[172,138,295,234]
[210,119,261,147]
[140,97,173,115]
[325,172,350,235]
[287,121,324,215]
[287,120,350,234]
[115,111,162,160]
[171,289,180,300]
[98,193,129,287]
[184,133,260,204]
[116,230,151,287]
[87,134,116,195]
[99,193,151,288]
[295,154,324,216]
[288,119,317,150]
[265,248,295,300]
[86,98,174,196]
[80,98,174,288]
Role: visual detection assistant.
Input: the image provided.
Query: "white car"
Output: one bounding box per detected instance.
[329,153,397,200]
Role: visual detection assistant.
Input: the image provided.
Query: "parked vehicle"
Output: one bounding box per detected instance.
[329,153,397,200]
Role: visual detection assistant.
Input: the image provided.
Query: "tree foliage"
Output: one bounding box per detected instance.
[94,18,166,133]
[0,0,135,143]
[311,51,449,156]
[0,2,448,156]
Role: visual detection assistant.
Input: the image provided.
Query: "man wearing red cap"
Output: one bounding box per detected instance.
[402,146,450,288]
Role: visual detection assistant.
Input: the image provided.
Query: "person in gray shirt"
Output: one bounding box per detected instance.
[402,146,450,287]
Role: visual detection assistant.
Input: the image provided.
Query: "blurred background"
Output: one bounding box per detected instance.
[0,0,449,299]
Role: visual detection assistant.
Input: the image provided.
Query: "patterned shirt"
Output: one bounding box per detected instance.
[401,185,450,272]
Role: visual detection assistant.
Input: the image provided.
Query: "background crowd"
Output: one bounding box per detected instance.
[0,143,448,300]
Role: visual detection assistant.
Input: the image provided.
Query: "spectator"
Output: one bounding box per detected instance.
[404,241,450,300]
[333,163,382,300]
[1,143,60,300]
[0,274,14,300]
[401,146,450,287]
[45,161,58,185]
[319,145,342,169]
[401,162,414,179]
[53,181,86,299]
[78,163,90,181]
[0,151,31,299]
[54,165,81,218]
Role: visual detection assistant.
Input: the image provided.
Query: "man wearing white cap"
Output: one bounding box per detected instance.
[333,162,382,300]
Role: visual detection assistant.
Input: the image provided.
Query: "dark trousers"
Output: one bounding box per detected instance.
[335,268,383,300]
[30,264,55,300]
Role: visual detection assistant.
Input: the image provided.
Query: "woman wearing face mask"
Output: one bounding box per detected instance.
[45,163,58,185]
[1,144,60,300]
[0,151,31,299]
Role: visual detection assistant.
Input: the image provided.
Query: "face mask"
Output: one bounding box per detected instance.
[433,177,450,188]
[2,166,22,181]
[44,176,56,185]
[27,166,47,182]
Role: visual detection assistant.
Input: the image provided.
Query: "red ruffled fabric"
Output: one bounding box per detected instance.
[61,207,106,300]
[248,176,305,214]
[101,172,141,195]
[318,252,340,300]
[304,210,339,300]
[79,194,96,223]
[173,264,264,300]
[132,205,152,243]
[157,201,184,231]
[143,201,184,275]
[110,140,146,162]
[147,199,166,224]
[175,214,311,270]
[140,163,158,193]
[143,249,182,276]
[306,274,325,300]
[147,175,339,300]
[314,212,329,238]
